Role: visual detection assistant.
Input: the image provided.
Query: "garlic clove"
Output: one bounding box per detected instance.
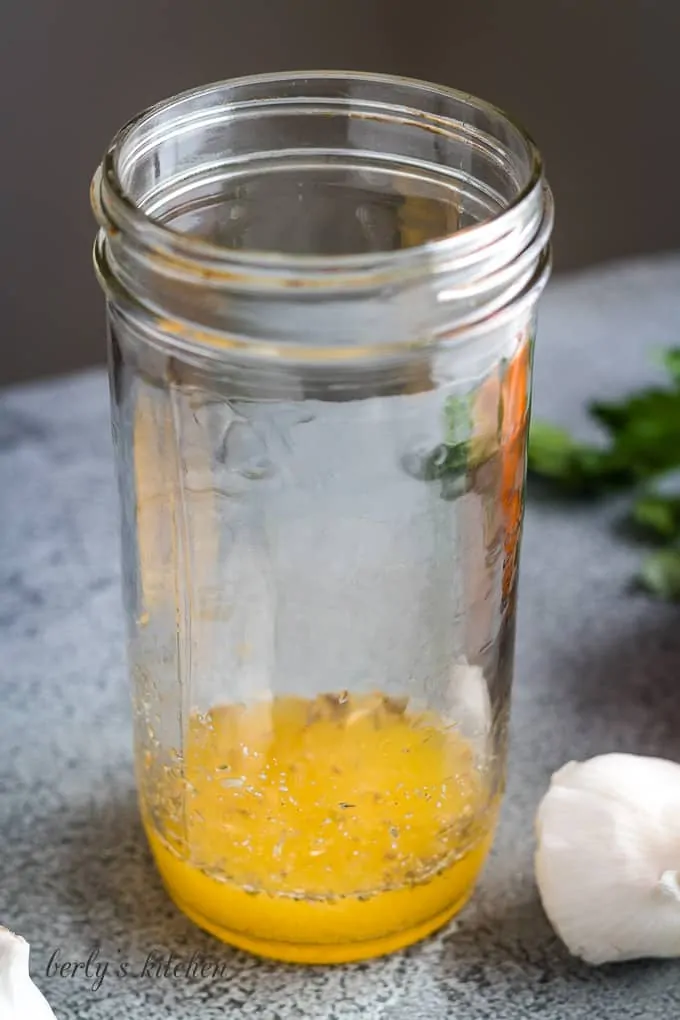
[0,926,57,1019]
[535,754,680,965]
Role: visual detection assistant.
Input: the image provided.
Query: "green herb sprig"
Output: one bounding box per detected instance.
[528,348,680,599]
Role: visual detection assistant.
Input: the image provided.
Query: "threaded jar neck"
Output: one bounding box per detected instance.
[92,71,553,362]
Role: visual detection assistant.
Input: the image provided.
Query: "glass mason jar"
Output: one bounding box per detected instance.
[91,71,553,964]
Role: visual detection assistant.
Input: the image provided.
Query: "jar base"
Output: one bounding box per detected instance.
[165,884,473,964]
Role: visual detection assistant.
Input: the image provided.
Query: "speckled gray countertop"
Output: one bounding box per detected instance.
[3,255,680,1019]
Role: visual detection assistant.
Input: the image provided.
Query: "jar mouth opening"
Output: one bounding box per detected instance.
[92,70,546,286]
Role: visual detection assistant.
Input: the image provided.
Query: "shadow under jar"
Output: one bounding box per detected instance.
[91,71,553,964]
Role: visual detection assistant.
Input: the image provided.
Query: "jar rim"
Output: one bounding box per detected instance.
[92,69,546,286]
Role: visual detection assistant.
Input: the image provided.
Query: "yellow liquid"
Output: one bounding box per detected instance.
[144,692,497,963]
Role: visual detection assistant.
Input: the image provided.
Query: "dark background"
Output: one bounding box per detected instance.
[2,0,678,385]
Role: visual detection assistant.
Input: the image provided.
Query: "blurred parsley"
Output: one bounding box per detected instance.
[423,393,474,483]
[418,392,497,498]
[528,347,680,600]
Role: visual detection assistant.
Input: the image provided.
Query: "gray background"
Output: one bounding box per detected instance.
[2,0,679,385]
[3,256,680,1020]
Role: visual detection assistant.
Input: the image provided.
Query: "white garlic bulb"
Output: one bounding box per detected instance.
[0,927,57,1019]
[535,753,680,964]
